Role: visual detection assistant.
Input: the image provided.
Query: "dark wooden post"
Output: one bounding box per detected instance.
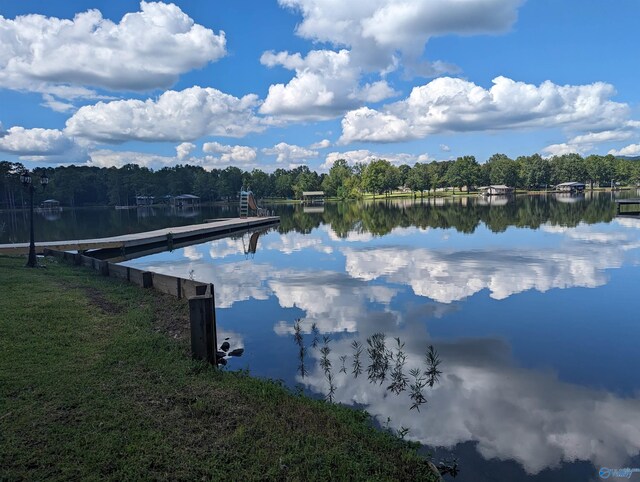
[97,259,109,276]
[188,284,217,366]
[26,184,37,267]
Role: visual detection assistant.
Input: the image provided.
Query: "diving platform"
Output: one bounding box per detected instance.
[0,216,279,256]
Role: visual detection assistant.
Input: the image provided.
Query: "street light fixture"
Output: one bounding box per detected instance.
[20,170,49,268]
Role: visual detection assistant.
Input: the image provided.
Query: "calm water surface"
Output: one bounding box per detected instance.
[6,193,640,480]
[0,204,236,244]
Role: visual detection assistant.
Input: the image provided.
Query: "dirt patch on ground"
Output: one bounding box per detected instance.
[148,291,190,341]
[58,280,125,315]
[83,286,124,315]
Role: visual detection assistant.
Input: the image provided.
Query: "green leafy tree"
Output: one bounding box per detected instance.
[585,154,615,189]
[549,153,586,185]
[518,154,550,189]
[322,159,353,197]
[272,169,294,198]
[398,164,411,187]
[405,163,431,197]
[486,153,520,187]
[218,166,243,200]
[447,156,480,192]
[247,169,272,199]
[0,160,24,209]
[362,159,391,197]
[383,164,401,195]
[614,158,636,185]
[193,170,217,202]
[293,171,320,198]
[428,161,451,193]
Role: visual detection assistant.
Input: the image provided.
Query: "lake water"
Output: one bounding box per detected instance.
[4,192,640,480]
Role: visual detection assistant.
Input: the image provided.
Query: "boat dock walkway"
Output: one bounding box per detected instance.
[0,216,279,256]
[615,199,640,215]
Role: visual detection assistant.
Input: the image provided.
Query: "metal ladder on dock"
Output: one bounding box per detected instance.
[239,191,249,218]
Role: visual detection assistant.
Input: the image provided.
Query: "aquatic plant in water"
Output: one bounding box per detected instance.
[387,337,409,395]
[425,345,442,388]
[366,333,390,384]
[408,368,428,411]
[288,323,444,412]
[339,355,348,374]
[351,340,363,377]
[311,322,320,348]
[320,336,336,402]
[293,319,307,378]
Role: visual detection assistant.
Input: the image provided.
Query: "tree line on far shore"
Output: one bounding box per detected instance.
[1,153,639,208]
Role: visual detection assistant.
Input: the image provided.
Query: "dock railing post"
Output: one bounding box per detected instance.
[188,284,217,366]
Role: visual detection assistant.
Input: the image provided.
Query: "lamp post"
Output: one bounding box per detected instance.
[20,170,49,268]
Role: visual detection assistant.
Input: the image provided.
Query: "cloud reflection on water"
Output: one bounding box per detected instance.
[295,318,640,475]
[343,222,640,303]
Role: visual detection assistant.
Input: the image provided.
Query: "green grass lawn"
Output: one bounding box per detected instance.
[0,256,439,481]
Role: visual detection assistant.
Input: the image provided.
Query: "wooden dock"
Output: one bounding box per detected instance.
[0,216,279,256]
[615,199,640,215]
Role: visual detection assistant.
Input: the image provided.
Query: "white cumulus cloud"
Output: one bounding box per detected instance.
[339,76,630,143]
[260,49,397,119]
[202,142,258,164]
[65,86,264,143]
[608,144,640,157]
[0,127,75,156]
[0,1,226,103]
[543,124,640,156]
[176,142,196,161]
[321,149,430,170]
[0,125,90,164]
[88,149,175,169]
[279,0,523,73]
[310,139,331,149]
[262,142,318,163]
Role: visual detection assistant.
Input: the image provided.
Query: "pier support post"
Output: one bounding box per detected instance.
[188,285,217,366]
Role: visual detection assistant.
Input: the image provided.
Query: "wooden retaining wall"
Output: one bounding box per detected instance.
[43,248,218,365]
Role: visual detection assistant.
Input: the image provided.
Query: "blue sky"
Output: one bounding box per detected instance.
[0,0,639,172]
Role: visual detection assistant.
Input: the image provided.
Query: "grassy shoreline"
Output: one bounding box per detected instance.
[0,256,439,481]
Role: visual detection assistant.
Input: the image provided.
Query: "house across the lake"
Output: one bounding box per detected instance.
[478,185,514,196]
[171,194,201,207]
[555,182,585,193]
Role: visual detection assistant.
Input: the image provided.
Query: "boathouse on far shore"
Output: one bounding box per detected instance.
[478,185,514,196]
[556,182,585,193]
[302,191,325,203]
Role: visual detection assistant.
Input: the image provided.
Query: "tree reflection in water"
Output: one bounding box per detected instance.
[276,193,617,238]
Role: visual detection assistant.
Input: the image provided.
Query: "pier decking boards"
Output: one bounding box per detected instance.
[0,216,279,256]
[616,199,640,215]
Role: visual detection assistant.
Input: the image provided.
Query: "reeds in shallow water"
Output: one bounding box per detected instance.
[289,324,443,412]
[366,333,391,385]
[387,337,409,395]
[351,340,363,378]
